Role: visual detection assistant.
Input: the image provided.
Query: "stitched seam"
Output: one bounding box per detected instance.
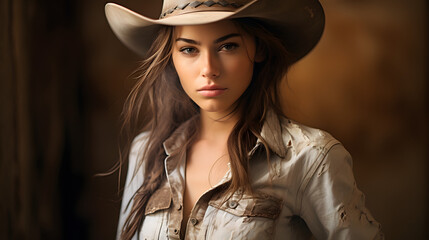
[160,0,244,18]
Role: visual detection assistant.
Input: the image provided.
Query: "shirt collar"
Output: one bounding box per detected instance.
[162,114,198,156]
[163,110,288,158]
[258,109,289,158]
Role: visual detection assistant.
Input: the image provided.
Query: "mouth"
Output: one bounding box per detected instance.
[197,85,227,97]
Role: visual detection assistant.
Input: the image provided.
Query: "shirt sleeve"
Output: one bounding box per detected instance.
[116,132,148,240]
[299,144,384,240]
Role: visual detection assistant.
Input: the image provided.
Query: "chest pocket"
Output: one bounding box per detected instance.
[204,191,283,239]
[140,186,171,240]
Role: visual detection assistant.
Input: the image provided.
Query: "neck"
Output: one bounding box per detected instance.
[198,109,240,144]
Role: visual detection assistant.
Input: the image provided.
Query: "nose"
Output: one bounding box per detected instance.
[200,50,220,79]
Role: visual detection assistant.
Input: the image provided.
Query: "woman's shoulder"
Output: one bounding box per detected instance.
[262,111,345,160]
[276,117,356,198]
[132,131,151,145]
[280,117,353,172]
[127,131,151,176]
[130,131,151,155]
[279,117,341,154]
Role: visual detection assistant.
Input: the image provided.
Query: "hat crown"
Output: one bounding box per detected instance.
[160,0,251,18]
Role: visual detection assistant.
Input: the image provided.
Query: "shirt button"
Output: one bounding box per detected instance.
[228,200,238,209]
[190,218,198,225]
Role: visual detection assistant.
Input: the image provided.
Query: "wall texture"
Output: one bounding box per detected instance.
[1,0,427,239]
[283,0,427,239]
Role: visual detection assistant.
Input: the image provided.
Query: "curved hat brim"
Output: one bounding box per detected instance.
[105,0,324,62]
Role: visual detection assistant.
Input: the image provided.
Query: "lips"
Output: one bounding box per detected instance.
[197,85,227,97]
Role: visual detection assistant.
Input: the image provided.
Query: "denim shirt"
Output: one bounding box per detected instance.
[117,111,383,240]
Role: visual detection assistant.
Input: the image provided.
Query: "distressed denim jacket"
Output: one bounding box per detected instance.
[117,111,383,240]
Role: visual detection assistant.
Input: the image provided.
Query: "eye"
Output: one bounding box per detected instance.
[179,47,198,55]
[219,43,239,52]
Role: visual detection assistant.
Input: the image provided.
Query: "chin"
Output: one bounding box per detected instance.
[199,104,229,113]
[201,107,225,113]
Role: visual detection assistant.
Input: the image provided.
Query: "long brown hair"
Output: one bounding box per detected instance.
[119,18,294,239]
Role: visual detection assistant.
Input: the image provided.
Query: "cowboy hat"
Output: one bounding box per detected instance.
[105,0,325,62]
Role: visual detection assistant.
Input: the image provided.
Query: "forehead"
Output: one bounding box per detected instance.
[174,20,241,39]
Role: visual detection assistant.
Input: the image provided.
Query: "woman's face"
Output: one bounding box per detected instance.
[172,20,256,115]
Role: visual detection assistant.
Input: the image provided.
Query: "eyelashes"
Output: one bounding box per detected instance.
[178,42,240,55]
[179,47,198,54]
[219,42,239,51]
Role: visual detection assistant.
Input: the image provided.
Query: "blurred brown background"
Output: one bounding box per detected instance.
[0,0,427,239]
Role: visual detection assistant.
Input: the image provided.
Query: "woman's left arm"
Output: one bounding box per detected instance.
[299,144,384,240]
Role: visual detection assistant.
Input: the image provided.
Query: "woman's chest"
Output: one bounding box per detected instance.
[183,149,230,219]
[138,146,314,239]
[139,185,312,240]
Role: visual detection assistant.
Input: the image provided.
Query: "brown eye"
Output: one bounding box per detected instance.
[180,47,198,55]
[219,43,239,52]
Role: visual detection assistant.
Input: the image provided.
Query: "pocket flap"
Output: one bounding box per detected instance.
[145,186,172,215]
[209,191,283,219]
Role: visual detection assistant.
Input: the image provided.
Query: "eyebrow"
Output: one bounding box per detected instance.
[175,33,241,45]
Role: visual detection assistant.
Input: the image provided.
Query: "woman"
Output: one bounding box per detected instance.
[105,0,383,239]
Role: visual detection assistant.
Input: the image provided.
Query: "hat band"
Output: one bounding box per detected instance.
[160,0,244,19]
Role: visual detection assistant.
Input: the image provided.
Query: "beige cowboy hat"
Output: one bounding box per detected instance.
[105,0,325,62]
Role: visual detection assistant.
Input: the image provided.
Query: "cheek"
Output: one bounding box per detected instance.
[225,57,254,87]
[172,54,185,79]
[173,55,194,93]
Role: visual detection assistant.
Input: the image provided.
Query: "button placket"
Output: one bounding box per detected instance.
[164,153,186,240]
